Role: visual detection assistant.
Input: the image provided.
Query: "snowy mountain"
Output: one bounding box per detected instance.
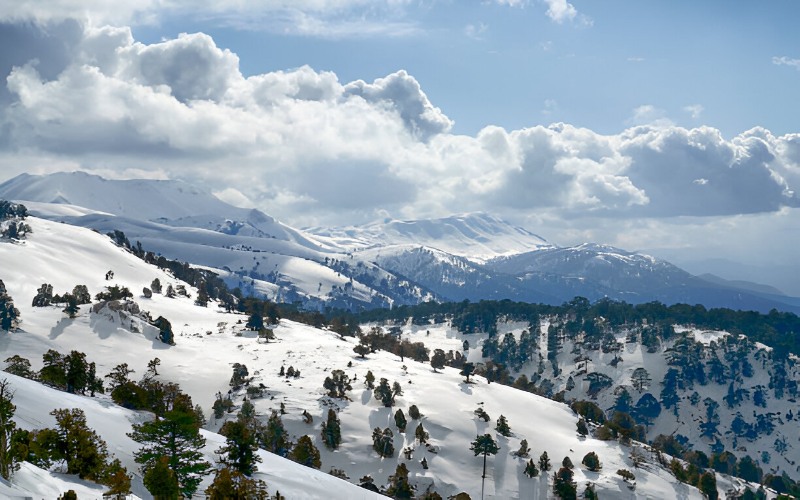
[0,215,753,498]
[309,213,552,260]
[3,171,799,314]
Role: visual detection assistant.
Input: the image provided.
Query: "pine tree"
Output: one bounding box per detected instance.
[0,280,20,332]
[385,463,414,499]
[374,378,396,407]
[364,370,375,389]
[50,408,111,481]
[471,433,499,497]
[103,461,132,499]
[415,422,429,444]
[153,316,175,345]
[290,435,321,469]
[562,456,574,469]
[206,467,269,499]
[3,355,33,378]
[0,380,18,480]
[394,408,407,432]
[460,362,475,383]
[321,409,342,450]
[128,402,211,497]
[372,427,395,457]
[323,369,352,399]
[150,278,162,294]
[514,439,530,458]
[218,419,261,476]
[430,349,446,373]
[697,470,718,500]
[581,451,601,472]
[539,451,551,471]
[409,404,421,420]
[524,458,539,477]
[143,456,180,498]
[496,415,511,437]
[261,411,291,457]
[576,418,589,437]
[553,466,577,499]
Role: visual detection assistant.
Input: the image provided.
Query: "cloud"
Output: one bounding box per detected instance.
[627,105,674,128]
[343,70,453,141]
[683,104,704,120]
[464,23,488,40]
[772,56,800,70]
[0,1,419,38]
[1,23,798,228]
[543,0,577,23]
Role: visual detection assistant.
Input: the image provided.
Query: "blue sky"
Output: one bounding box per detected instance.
[1,0,799,294]
[132,0,800,138]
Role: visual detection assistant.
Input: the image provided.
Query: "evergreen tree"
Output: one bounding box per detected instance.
[394,408,407,432]
[206,466,269,499]
[385,463,414,499]
[72,285,91,304]
[290,435,321,469]
[323,369,352,399]
[496,415,511,437]
[372,427,395,457]
[0,280,20,332]
[64,350,88,394]
[697,470,718,500]
[0,380,18,480]
[460,362,475,383]
[218,419,261,476]
[364,370,375,389]
[408,404,421,420]
[31,283,53,307]
[374,378,396,407]
[631,367,651,391]
[514,438,530,458]
[3,355,33,379]
[523,457,539,477]
[576,418,589,437]
[103,461,132,500]
[143,456,180,499]
[415,422,429,444]
[581,452,601,471]
[49,408,111,481]
[321,409,342,450]
[583,483,598,500]
[562,456,574,469]
[39,349,67,390]
[539,451,551,471]
[128,402,211,497]
[353,337,371,358]
[261,411,291,457]
[430,349,446,373]
[153,316,175,345]
[553,466,577,499]
[150,278,162,294]
[471,433,499,496]
[62,294,79,318]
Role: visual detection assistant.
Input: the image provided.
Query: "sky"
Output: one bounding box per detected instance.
[1,0,800,294]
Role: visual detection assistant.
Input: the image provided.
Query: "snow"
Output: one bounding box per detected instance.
[0,212,761,499]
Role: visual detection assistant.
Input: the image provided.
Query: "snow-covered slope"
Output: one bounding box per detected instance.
[4,171,799,314]
[0,172,326,250]
[310,212,553,261]
[0,214,740,499]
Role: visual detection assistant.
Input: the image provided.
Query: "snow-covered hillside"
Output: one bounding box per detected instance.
[309,213,553,261]
[0,214,746,498]
[3,171,799,314]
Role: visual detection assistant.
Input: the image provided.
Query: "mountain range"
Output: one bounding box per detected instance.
[1,171,798,315]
